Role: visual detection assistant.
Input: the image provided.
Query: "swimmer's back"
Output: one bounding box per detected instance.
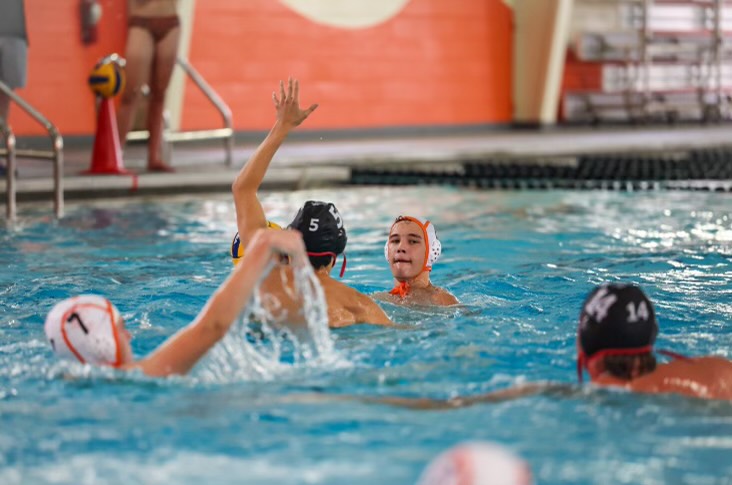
[260,267,392,328]
[629,356,732,400]
[319,277,392,328]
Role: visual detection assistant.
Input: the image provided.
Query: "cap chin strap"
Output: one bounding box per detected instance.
[576,345,654,383]
[389,281,410,298]
[307,251,347,278]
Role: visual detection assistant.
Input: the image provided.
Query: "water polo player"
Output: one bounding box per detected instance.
[45,230,308,376]
[231,78,392,328]
[375,216,458,306]
[363,283,732,407]
[576,283,732,400]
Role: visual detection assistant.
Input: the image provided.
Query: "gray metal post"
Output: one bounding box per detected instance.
[0,80,64,219]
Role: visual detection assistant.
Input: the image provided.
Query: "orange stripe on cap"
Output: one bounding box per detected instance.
[59,299,122,367]
[60,301,87,365]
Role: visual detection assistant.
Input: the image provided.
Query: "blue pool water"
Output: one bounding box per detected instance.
[1,186,731,484]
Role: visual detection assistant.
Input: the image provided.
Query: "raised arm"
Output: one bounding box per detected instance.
[232,78,318,245]
[131,230,307,377]
[280,382,575,409]
[359,382,574,409]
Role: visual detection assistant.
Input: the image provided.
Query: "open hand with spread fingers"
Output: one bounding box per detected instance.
[273,77,319,129]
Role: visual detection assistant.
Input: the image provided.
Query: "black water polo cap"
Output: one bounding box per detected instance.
[578,283,658,357]
[288,201,347,255]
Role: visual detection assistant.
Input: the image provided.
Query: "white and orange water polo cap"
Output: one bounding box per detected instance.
[416,441,534,485]
[44,295,124,367]
[385,215,442,272]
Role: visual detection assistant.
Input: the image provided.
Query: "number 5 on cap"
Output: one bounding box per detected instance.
[329,206,343,229]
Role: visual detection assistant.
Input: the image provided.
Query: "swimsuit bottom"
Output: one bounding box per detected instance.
[128,15,180,43]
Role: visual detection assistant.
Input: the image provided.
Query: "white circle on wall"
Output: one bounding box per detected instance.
[279,0,412,29]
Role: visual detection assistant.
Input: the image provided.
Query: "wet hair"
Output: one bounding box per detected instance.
[602,353,657,380]
[308,254,334,270]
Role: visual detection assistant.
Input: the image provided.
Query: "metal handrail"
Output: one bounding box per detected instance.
[0,80,64,220]
[127,57,234,166]
[1,123,16,221]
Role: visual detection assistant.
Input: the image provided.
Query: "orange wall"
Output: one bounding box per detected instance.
[11,0,512,136]
[11,0,127,136]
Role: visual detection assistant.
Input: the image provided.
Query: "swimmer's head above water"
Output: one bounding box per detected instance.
[231,203,346,276]
[45,294,133,367]
[383,216,458,305]
[417,441,534,485]
[576,283,659,382]
[288,200,348,277]
[385,215,441,284]
[45,229,310,377]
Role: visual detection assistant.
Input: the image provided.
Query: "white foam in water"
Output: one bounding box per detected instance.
[196,262,348,382]
[0,451,375,485]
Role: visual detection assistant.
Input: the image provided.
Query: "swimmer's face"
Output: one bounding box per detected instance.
[387,220,426,280]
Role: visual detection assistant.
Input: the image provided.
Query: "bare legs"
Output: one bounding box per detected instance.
[117,26,153,163]
[117,24,180,172]
[147,26,180,171]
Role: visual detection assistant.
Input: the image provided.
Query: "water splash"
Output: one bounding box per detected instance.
[196,262,347,382]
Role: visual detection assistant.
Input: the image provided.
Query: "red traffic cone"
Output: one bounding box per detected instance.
[84,97,131,175]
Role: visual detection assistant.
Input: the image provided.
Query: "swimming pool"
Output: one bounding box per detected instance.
[1,186,731,484]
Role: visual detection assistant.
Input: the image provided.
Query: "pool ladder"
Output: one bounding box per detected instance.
[1,56,233,221]
[125,57,234,166]
[0,80,64,222]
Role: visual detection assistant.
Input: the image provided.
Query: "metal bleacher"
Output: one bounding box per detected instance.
[564,0,732,123]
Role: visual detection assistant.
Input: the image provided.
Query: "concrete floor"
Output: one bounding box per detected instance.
[2,123,732,207]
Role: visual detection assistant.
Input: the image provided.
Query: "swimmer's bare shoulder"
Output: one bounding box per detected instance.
[372,287,458,307]
[326,281,395,327]
[628,356,732,400]
[430,288,459,306]
[261,269,396,328]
